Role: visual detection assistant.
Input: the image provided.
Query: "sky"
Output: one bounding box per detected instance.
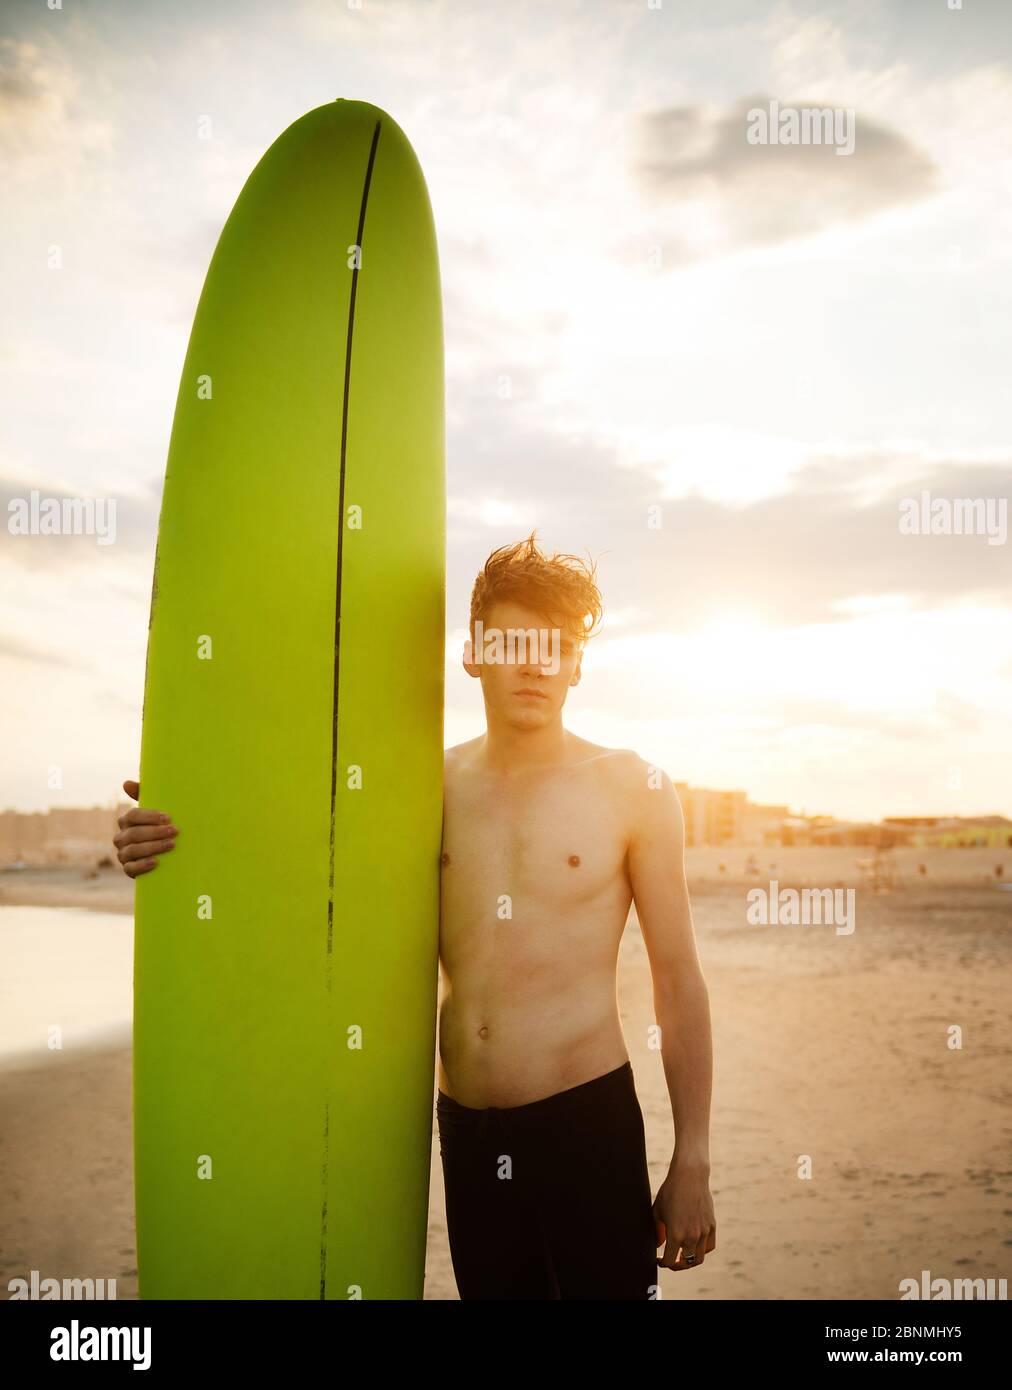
[1,0,1010,821]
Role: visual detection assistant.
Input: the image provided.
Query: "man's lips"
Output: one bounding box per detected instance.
[515,689,547,699]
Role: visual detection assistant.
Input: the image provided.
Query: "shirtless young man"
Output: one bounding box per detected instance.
[115,533,716,1301]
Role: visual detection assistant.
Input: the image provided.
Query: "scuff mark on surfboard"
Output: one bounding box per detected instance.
[147,545,161,631]
[319,1099,329,1299]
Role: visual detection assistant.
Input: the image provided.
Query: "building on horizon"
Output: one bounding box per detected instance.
[881,816,1012,849]
[674,783,790,847]
[0,805,127,868]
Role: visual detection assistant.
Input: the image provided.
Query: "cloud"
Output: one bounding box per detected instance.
[445,383,1010,631]
[0,36,115,179]
[626,457,1011,630]
[0,474,159,570]
[631,96,937,265]
[0,630,91,670]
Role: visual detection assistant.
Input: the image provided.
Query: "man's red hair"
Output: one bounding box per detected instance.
[469,530,604,647]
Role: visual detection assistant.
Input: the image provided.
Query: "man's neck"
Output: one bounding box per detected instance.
[479,719,571,774]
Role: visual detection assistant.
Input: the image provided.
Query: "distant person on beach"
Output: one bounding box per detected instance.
[114,531,717,1300]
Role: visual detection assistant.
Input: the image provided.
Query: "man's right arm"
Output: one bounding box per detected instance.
[113,779,178,877]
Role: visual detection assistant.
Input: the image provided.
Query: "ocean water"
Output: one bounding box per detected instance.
[0,905,132,1066]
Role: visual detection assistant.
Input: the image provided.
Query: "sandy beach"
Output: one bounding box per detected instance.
[1,849,1009,1300]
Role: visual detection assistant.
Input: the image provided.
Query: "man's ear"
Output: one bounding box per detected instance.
[462,636,481,679]
[570,655,582,687]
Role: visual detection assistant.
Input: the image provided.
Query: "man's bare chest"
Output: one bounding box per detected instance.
[441,768,629,908]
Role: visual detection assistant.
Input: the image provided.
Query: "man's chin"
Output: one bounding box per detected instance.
[504,703,551,725]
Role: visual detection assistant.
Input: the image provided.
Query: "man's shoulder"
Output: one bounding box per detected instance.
[444,737,482,771]
[445,736,482,754]
[566,743,661,808]
[589,743,671,787]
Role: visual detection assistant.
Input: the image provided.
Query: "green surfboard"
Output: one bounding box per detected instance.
[134,100,444,1300]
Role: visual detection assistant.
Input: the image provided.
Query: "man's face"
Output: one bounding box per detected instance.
[464,599,582,726]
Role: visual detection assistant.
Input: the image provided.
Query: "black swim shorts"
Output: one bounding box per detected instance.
[436,1060,659,1300]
